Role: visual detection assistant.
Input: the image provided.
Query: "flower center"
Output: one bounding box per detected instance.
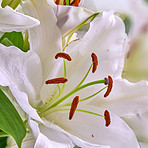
[38,52,113,127]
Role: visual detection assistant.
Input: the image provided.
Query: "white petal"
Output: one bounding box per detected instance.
[29,118,74,148]
[43,119,110,148]
[0,6,39,32]
[122,113,148,144]
[45,105,140,148]
[0,44,43,122]
[90,79,148,116]
[0,44,43,106]
[82,0,148,38]
[56,5,93,36]
[9,86,43,123]
[22,0,62,80]
[139,142,148,148]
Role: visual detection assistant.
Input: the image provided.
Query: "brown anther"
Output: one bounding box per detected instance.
[91,53,98,73]
[70,0,80,6]
[45,77,68,84]
[104,110,111,127]
[69,96,79,120]
[55,52,72,61]
[55,0,80,6]
[104,75,113,97]
[55,0,60,5]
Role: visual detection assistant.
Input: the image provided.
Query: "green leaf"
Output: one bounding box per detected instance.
[0,136,7,148]
[123,17,131,35]
[0,89,26,148]
[1,38,14,47]
[1,0,22,9]
[0,31,24,50]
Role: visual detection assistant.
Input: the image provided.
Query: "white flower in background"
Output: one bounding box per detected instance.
[82,0,148,38]
[0,4,39,32]
[0,0,147,147]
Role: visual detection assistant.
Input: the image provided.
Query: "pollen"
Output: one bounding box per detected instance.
[69,96,79,120]
[104,75,113,97]
[104,110,111,127]
[55,52,72,61]
[91,53,98,73]
[45,77,68,84]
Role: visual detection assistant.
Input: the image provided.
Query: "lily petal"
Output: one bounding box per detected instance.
[0,44,43,122]
[82,0,148,37]
[56,5,93,36]
[29,118,74,148]
[122,113,148,145]
[45,105,140,148]
[0,6,39,32]
[43,119,110,148]
[22,0,62,80]
[90,79,148,116]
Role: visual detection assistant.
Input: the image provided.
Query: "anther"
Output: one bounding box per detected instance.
[104,110,111,127]
[91,53,98,73]
[55,52,72,61]
[70,0,80,6]
[104,75,113,97]
[55,0,60,5]
[45,77,68,84]
[69,96,79,120]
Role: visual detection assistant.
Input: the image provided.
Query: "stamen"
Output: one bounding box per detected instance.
[104,110,111,127]
[45,77,68,84]
[69,96,79,120]
[55,52,72,61]
[91,53,98,73]
[104,76,113,97]
[55,0,60,5]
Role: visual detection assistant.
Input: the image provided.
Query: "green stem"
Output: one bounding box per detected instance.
[47,79,106,110]
[65,0,69,5]
[40,86,107,116]
[76,63,93,88]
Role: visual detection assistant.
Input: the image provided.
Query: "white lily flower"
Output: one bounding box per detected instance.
[0,0,143,147]
[82,0,148,38]
[0,5,40,32]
